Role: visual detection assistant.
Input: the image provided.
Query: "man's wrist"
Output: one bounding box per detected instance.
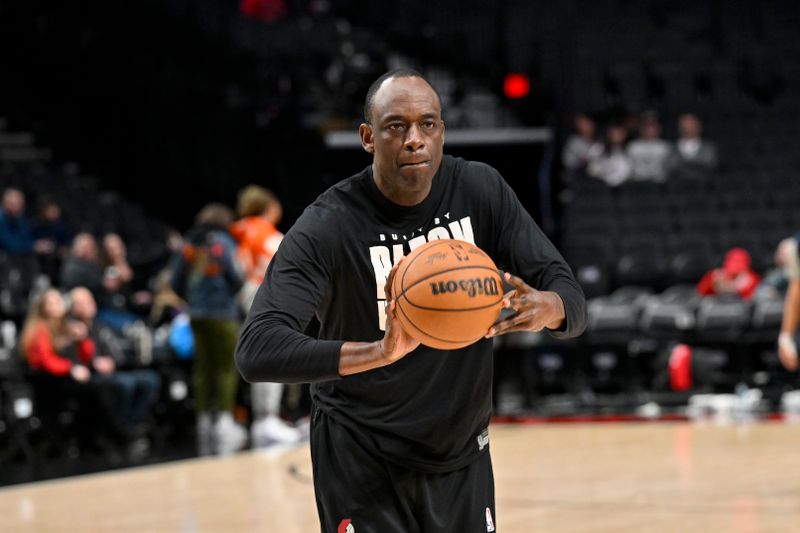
[545,291,566,330]
[376,339,385,359]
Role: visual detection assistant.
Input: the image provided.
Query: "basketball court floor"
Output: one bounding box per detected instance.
[1,421,799,532]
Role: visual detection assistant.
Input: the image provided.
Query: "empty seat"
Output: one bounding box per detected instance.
[615,250,669,289]
[695,296,753,342]
[751,298,784,331]
[669,249,714,285]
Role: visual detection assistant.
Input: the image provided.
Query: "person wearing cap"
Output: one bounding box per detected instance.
[696,247,761,299]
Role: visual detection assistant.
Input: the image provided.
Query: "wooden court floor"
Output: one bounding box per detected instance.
[1,422,799,532]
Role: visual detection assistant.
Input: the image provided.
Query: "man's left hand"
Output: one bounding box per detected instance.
[486,272,566,337]
[93,356,116,375]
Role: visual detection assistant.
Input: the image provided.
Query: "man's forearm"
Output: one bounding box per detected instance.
[338,341,388,376]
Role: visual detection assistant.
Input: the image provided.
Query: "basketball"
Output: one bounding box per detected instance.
[390,239,504,350]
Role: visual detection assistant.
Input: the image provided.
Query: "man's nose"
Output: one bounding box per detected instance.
[404,123,424,151]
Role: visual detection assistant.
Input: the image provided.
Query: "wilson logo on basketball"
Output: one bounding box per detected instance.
[429,277,500,298]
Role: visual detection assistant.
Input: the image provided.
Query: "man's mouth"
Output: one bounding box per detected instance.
[400,160,430,168]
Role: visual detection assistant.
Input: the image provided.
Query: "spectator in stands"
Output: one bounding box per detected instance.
[562,114,602,172]
[20,288,129,447]
[69,287,160,432]
[626,112,675,182]
[675,113,718,169]
[587,124,633,187]
[170,204,246,455]
[60,233,104,297]
[62,233,143,332]
[779,233,800,371]
[0,188,53,255]
[149,268,185,327]
[101,234,135,289]
[31,196,72,284]
[230,185,301,447]
[230,185,284,310]
[755,237,795,301]
[98,233,151,324]
[697,248,761,300]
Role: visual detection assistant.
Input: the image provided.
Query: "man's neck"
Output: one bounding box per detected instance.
[372,166,432,207]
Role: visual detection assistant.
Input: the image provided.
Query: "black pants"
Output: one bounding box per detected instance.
[31,373,129,443]
[311,409,496,533]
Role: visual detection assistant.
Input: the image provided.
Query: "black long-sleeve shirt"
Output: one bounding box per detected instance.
[236,154,586,472]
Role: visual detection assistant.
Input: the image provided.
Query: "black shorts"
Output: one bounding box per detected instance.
[310,409,496,533]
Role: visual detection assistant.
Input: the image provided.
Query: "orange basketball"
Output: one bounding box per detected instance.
[390,239,503,350]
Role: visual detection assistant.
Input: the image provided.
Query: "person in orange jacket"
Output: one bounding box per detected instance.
[230,186,284,309]
[230,185,301,446]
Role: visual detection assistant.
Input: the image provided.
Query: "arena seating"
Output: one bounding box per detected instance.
[0,121,195,471]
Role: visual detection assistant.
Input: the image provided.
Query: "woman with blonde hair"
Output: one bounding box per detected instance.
[21,288,126,447]
[22,288,92,381]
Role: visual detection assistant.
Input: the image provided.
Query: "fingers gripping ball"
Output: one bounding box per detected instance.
[390,239,503,350]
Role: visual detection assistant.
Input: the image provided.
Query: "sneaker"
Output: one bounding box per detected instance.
[197,412,215,456]
[215,413,247,455]
[251,415,303,448]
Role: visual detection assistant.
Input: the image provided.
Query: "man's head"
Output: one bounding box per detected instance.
[723,248,751,277]
[678,113,702,139]
[69,286,97,322]
[639,112,662,141]
[359,70,445,205]
[606,124,628,146]
[574,114,595,139]
[2,188,25,217]
[195,203,235,230]
[102,233,127,262]
[71,232,99,261]
[36,196,62,222]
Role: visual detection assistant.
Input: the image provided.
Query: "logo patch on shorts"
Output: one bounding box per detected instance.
[485,507,495,531]
[476,428,489,451]
[338,518,355,533]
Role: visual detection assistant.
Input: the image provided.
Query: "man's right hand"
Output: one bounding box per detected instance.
[779,332,798,371]
[380,301,421,364]
[338,258,419,377]
[380,259,421,364]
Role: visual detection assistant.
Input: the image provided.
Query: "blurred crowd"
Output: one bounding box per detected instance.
[0,183,305,461]
[562,110,718,186]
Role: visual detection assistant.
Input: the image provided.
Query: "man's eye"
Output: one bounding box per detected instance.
[422,120,436,129]
[388,123,405,131]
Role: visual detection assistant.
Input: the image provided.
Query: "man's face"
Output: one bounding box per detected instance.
[641,121,661,140]
[607,126,627,146]
[71,289,96,321]
[575,115,595,138]
[360,76,445,200]
[679,115,701,138]
[73,234,98,261]
[2,190,25,217]
[103,234,126,261]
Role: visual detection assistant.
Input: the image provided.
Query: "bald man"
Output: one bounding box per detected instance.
[69,287,160,432]
[236,69,586,531]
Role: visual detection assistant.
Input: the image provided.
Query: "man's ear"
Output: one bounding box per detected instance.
[359,123,374,154]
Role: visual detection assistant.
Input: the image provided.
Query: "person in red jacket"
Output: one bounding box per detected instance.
[22,288,94,380]
[21,288,129,448]
[696,247,761,299]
